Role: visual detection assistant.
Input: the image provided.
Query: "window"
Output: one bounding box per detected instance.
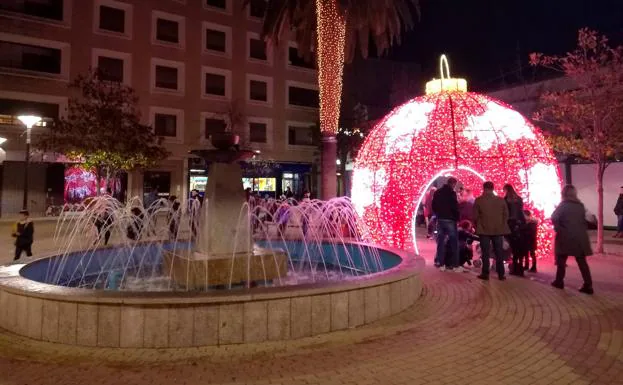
[202,67,231,99]
[154,113,177,137]
[152,11,185,47]
[143,171,171,200]
[202,22,230,56]
[248,34,267,61]
[204,117,227,138]
[288,84,319,108]
[0,40,61,74]
[201,112,229,143]
[288,123,316,146]
[247,75,272,105]
[247,117,272,148]
[0,98,61,121]
[248,0,266,19]
[92,48,131,85]
[205,29,226,52]
[205,74,225,96]
[150,106,184,142]
[99,5,124,33]
[205,0,227,11]
[250,80,267,102]
[249,122,267,143]
[288,46,315,70]
[151,58,184,94]
[97,57,123,82]
[156,18,178,43]
[0,0,64,21]
[155,66,178,89]
[95,0,132,38]
[243,178,276,192]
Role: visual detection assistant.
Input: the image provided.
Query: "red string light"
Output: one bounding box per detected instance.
[352,82,562,258]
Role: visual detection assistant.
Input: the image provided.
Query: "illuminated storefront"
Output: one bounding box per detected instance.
[187,159,313,199]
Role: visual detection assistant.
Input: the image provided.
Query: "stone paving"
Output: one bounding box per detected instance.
[0,224,621,384]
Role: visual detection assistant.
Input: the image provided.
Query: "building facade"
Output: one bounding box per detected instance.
[0,0,320,215]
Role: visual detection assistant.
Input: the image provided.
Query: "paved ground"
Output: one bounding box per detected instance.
[0,224,622,384]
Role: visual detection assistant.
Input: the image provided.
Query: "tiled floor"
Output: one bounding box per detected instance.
[0,224,622,384]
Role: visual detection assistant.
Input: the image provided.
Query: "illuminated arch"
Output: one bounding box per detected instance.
[352,57,562,257]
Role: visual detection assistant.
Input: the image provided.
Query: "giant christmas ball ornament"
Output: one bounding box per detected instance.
[352,56,562,256]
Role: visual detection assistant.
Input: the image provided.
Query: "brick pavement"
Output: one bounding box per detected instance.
[0,229,621,384]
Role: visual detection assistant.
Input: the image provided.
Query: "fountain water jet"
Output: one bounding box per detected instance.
[163,146,287,289]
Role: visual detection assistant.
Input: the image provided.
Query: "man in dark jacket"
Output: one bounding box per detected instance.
[432,177,461,271]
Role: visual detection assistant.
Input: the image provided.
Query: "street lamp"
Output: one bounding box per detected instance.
[17,115,41,210]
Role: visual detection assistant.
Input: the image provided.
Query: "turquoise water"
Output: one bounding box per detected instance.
[20,241,401,291]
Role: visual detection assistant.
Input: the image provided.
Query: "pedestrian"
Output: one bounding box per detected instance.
[551,185,594,295]
[127,207,145,241]
[94,206,113,246]
[522,209,538,272]
[613,186,623,237]
[189,189,203,241]
[167,195,181,240]
[432,177,462,272]
[285,186,294,199]
[457,220,479,268]
[458,188,475,222]
[12,210,34,260]
[473,181,510,281]
[503,184,527,277]
[423,187,437,239]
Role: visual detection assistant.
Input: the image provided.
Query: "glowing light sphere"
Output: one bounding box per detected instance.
[352,57,562,257]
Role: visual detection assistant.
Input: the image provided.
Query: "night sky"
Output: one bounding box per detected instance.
[388,0,623,91]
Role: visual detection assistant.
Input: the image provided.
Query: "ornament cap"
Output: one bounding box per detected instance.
[425,55,468,94]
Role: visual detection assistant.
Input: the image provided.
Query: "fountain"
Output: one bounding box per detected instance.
[162,139,287,289]
[0,134,424,348]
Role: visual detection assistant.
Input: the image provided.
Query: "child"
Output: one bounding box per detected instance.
[13,210,34,261]
[523,209,538,272]
[458,220,479,267]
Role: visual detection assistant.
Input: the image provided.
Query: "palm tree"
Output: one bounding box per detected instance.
[246,0,420,199]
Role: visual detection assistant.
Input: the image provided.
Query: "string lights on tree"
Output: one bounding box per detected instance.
[352,55,562,258]
[316,0,346,199]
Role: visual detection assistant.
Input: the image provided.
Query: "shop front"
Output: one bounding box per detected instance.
[187,159,313,200]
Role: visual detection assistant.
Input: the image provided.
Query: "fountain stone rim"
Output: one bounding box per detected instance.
[0,242,423,305]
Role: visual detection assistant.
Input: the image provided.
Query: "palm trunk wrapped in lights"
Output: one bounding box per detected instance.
[316,0,346,199]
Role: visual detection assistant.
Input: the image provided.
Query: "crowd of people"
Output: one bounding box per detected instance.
[426,177,594,295]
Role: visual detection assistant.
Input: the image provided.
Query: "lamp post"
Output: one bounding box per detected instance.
[17,115,41,210]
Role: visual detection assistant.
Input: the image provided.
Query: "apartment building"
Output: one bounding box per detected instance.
[0,0,320,215]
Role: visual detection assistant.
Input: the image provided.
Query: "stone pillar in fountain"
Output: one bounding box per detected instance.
[195,162,253,256]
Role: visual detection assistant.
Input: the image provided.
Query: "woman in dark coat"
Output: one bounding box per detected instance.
[551,184,594,295]
[503,184,527,276]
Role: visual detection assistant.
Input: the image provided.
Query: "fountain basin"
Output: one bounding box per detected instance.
[0,243,423,348]
[162,247,288,289]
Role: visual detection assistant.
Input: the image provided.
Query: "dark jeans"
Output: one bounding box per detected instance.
[435,219,458,268]
[479,235,505,278]
[14,243,33,260]
[524,250,536,269]
[618,215,623,232]
[555,254,593,289]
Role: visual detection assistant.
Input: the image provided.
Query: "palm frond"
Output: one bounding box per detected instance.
[253,0,420,62]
